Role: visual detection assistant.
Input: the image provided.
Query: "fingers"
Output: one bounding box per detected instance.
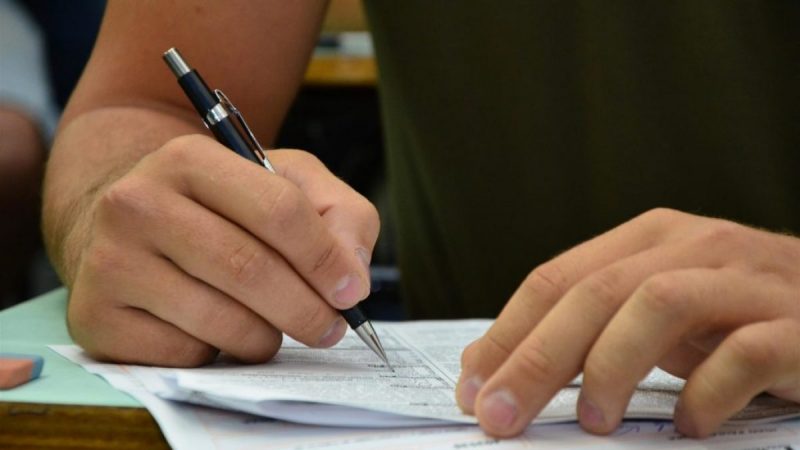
[119,251,284,364]
[675,318,800,438]
[579,268,789,434]
[129,187,346,348]
[145,136,371,309]
[69,297,217,368]
[455,208,800,439]
[464,240,733,437]
[69,232,284,365]
[462,236,716,428]
[457,209,687,411]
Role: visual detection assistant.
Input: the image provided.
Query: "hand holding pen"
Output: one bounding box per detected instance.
[163,48,392,368]
[56,45,384,369]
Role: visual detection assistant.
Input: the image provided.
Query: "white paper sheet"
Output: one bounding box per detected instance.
[147,320,800,427]
[50,319,800,449]
[46,345,800,450]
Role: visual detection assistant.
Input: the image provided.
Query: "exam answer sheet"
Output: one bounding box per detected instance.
[146,320,800,426]
[52,319,800,448]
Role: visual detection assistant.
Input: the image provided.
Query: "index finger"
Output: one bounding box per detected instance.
[456,208,688,411]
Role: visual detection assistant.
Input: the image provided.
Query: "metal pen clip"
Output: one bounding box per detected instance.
[213,89,275,173]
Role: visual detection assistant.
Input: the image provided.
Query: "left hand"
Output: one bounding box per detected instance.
[456,208,800,438]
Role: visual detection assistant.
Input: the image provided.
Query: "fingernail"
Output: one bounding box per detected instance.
[481,388,518,430]
[458,375,484,411]
[318,318,346,347]
[334,273,368,307]
[578,394,606,431]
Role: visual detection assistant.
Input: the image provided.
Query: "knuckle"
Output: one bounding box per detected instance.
[521,262,571,304]
[695,221,750,251]
[97,176,152,221]
[726,329,780,370]
[154,134,204,166]
[510,334,555,383]
[289,300,331,342]
[623,207,685,243]
[309,239,344,275]
[260,181,303,234]
[583,352,622,389]
[690,369,730,410]
[293,150,324,169]
[484,331,516,359]
[635,274,686,318]
[227,241,273,289]
[574,269,624,316]
[274,150,324,179]
[638,207,681,224]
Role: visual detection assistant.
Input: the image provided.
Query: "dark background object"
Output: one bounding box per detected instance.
[22,0,107,109]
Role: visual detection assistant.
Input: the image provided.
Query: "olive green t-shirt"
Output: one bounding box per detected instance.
[363,1,800,318]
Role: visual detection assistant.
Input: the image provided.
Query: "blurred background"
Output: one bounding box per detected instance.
[0,0,402,317]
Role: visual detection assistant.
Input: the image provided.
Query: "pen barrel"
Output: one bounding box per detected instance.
[174,70,261,166]
[340,307,368,329]
[210,119,261,164]
[177,71,217,118]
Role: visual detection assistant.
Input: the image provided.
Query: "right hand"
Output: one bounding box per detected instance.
[66,134,379,367]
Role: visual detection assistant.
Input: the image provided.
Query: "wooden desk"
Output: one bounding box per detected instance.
[0,290,169,449]
[0,402,167,449]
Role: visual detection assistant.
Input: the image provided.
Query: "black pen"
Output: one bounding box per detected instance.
[162,47,392,370]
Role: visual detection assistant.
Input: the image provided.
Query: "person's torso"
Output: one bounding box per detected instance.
[364,0,800,318]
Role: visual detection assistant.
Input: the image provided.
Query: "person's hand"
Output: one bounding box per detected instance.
[66,134,378,367]
[456,208,800,438]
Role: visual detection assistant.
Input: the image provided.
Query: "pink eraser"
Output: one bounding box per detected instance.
[0,353,44,390]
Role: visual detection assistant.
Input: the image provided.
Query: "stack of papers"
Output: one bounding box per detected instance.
[53,320,800,449]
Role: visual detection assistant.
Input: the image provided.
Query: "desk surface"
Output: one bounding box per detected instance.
[0,289,168,448]
[0,288,137,407]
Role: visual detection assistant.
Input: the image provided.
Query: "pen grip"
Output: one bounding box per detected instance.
[340,307,368,329]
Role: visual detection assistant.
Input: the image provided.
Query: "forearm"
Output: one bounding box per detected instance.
[43,105,202,286]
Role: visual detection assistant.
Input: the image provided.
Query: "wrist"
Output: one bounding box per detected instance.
[43,106,202,286]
